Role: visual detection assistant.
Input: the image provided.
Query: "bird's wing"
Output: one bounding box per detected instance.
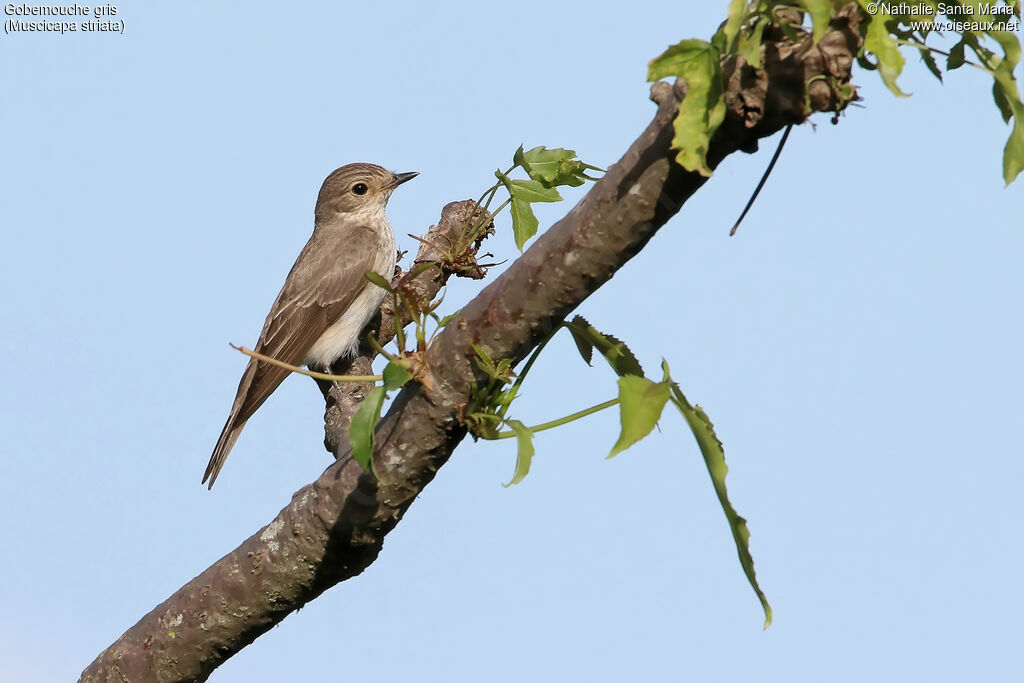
[203,223,385,488]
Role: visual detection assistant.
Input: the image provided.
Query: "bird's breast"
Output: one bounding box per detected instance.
[302,223,396,369]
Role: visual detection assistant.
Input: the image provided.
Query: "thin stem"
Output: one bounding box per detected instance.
[467,163,520,244]
[415,312,427,350]
[490,197,512,216]
[367,333,397,363]
[479,183,501,213]
[232,345,382,383]
[893,38,989,74]
[730,124,791,236]
[476,163,517,209]
[491,398,620,439]
[496,322,560,422]
[392,291,407,353]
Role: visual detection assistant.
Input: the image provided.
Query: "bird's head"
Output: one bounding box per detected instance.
[315,163,418,223]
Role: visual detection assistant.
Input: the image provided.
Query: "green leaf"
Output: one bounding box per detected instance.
[382,361,412,391]
[794,0,831,44]
[436,310,461,328]
[664,361,771,628]
[505,177,563,203]
[607,376,671,458]
[349,385,386,476]
[714,0,749,53]
[648,38,703,81]
[1001,98,1024,185]
[502,419,535,487]
[919,46,943,82]
[988,24,1023,80]
[988,33,1022,115]
[987,29,1024,184]
[470,342,494,368]
[993,79,1014,123]
[566,322,593,365]
[737,16,768,69]
[858,1,908,96]
[564,315,644,377]
[509,197,540,251]
[648,39,726,176]
[470,342,514,383]
[948,39,967,71]
[512,144,526,168]
[964,35,997,69]
[516,145,592,188]
[364,271,394,292]
[496,172,563,250]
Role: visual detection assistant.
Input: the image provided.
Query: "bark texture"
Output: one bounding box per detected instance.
[81,9,862,681]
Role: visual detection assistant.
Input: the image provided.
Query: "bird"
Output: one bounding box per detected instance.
[203,163,417,488]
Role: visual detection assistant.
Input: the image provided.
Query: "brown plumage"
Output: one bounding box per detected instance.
[203,163,417,488]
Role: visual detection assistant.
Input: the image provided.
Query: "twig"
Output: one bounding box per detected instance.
[231,344,382,383]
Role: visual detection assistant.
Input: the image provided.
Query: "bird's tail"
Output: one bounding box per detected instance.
[203,414,248,489]
[204,358,260,489]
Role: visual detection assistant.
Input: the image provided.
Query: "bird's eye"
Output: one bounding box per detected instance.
[352,183,368,195]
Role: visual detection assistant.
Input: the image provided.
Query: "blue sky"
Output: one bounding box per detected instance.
[2,2,1022,681]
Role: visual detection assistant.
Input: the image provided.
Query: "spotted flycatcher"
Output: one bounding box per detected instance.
[203,163,417,488]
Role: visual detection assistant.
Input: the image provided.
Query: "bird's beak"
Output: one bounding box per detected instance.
[384,171,419,189]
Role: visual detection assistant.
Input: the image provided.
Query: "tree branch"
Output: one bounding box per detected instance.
[81,8,862,681]
[320,199,493,456]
